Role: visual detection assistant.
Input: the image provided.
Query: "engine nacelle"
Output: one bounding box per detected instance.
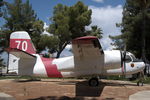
[104,50,121,70]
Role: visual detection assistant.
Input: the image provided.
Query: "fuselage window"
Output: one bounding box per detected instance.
[125,55,132,63]
[92,39,103,54]
[92,40,98,48]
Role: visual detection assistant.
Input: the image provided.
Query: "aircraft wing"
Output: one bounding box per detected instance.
[7,48,36,75]
[72,36,104,76]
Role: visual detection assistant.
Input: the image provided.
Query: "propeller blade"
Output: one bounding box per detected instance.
[120,51,123,68]
[120,50,126,75]
[123,51,126,74]
[123,45,127,75]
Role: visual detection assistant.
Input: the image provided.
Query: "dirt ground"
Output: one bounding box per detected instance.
[0,79,150,100]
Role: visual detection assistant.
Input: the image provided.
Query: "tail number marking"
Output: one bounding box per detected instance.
[15,40,28,51]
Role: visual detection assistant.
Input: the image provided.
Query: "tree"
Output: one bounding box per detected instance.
[1,0,44,52]
[110,0,150,61]
[86,25,103,38]
[38,34,59,54]
[109,35,124,50]
[48,1,103,58]
[0,0,3,17]
[0,0,4,67]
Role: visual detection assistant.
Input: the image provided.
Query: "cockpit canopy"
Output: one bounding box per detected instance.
[125,52,142,63]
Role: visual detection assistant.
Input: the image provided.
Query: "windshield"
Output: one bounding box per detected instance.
[130,54,142,62]
[125,55,132,63]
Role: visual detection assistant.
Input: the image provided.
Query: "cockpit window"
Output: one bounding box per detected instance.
[130,54,142,62]
[92,40,99,48]
[130,55,136,61]
[125,55,132,63]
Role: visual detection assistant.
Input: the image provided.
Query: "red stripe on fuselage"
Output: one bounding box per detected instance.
[41,57,63,78]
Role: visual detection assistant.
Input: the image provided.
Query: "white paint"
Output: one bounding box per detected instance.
[10,31,31,39]
[61,72,74,77]
[106,62,145,75]
[53,56,74,71]
[15,40,28,51]
[8,54,19,74]
[22,41,28,51]
[15,41,21,49]
[33,54,48,76]
[9,51,36,75]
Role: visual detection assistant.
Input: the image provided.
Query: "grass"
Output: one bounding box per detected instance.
[131,76,150,84]
[0,75,150,84]
[106,75,150,84]
[0,75,75,80]
[143,77,150,84]
[0,75,35,80]
[106,75,128,81]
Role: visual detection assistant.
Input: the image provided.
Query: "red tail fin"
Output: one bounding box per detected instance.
[10,31,36,54]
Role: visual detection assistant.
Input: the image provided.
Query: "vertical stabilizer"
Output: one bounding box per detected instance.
[10,31,36,54]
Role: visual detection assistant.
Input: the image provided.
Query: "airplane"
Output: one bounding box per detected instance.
[7,31,145,86]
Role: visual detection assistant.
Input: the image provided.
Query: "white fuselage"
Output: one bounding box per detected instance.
[9,50,145,78]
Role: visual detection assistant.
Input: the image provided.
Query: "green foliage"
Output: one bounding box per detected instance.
[48,1,102,58]
[0,56,3,67]
[38,34,59,53]
[1,0,44,52]
[0,0,4,65]
[142,77,150,84]
[109,35,125,50]
[86,25,103,38]
[132,76,150,84]
[106,75,128,81]
[110,0,150,60]
[0,0,4,17]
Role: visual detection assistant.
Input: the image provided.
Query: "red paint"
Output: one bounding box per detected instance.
[10,39,36,54]
[41,57,63,78]
[74,36,97,40]
[72,36,98,44]
[72,40,92,44]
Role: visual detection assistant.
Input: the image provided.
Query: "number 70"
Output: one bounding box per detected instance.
[15,40,28,51]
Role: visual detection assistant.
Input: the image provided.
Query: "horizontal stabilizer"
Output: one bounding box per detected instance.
[9,48,36,76]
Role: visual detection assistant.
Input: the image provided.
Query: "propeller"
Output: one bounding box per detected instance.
[123,51,126,74]
[120,46,127,75]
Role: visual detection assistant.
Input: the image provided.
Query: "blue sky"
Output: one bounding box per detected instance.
[28,0,125,24]
[1,0,125,25]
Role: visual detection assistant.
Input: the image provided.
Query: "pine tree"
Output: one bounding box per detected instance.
[0,0,4,68]
[110,0,150,61]
[2,0,44,52]
[0,0,3,17]
[47,1,103,58]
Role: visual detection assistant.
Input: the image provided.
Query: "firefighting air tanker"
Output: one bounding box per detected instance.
[8,31,145,86]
